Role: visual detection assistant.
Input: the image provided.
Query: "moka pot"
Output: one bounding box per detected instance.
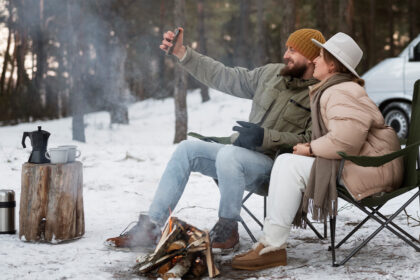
[22,126,51,164]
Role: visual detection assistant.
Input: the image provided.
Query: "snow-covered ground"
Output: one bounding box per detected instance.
[0,89,419,280]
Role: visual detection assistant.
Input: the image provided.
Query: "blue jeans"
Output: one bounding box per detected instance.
[148,139,274,225]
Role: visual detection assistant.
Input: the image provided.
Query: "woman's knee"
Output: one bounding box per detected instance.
[272,153,296,173]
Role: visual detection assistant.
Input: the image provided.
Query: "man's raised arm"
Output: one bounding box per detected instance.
[160,27,270,100]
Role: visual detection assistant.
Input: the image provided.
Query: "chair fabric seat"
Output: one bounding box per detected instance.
[337,184,419,208]
[253,183,269,196]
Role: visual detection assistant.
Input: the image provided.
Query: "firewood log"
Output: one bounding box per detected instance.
[157,261,173,275]
[162,254,193,280]
[136,250,186,274]
[204,231,220,277]
[167,240,187,252]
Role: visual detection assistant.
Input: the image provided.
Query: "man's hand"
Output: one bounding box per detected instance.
[159,27,186,59]
[293,143,312,156]
[232,121,264,150]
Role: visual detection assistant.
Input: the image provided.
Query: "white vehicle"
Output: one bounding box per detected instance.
[362,34,420,138]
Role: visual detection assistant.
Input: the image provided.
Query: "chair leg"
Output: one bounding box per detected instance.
[324,219,328,239]
[242,204,264,229]
[371,207,420,243]
[335,214,371,249]
[264,195,267,219]
[241,191,254,203]
[334,205,385,249]
[303,216,325,240]
[239,217,257,243]
[240,186,268,242]
[351,193,420,252]
[333,191,420,266]
[329,216,338,267]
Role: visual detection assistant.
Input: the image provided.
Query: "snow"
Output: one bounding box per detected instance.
[0,89,419,279]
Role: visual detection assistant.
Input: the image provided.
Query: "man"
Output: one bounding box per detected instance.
[106,28,325,253]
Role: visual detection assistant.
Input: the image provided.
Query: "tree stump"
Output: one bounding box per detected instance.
[19,161,84,243]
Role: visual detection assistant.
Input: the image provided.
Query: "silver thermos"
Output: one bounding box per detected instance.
[0,190,16,234]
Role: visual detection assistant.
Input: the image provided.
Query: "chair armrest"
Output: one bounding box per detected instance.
[337,140,420,167]
[188,132,231,145]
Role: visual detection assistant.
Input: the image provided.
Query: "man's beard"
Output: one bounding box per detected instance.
[280,59,308,78]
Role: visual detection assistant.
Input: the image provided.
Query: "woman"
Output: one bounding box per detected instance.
[231,33,403,271]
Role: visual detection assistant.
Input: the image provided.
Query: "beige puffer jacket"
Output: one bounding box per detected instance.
[310,81,404,200]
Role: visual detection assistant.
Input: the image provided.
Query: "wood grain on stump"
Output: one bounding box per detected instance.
[19,161,84,243]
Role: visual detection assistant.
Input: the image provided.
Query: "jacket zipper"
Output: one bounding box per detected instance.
[289,99,311,112]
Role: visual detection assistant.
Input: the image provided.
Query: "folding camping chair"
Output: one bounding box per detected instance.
[329,79,420,266]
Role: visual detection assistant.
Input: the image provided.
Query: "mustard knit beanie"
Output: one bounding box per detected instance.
[286,29,326,61]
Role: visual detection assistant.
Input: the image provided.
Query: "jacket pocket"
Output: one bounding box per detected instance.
[282,99,311,128]
[250,88,278,124]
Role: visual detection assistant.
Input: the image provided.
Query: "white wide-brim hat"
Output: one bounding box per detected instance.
[311,32,363,78]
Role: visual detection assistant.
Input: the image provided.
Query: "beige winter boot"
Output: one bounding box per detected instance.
[231,243,287,270]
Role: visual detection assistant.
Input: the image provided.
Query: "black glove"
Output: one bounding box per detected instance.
[232,121,264,150]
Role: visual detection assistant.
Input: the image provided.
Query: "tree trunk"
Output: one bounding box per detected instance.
[15,33,30,92]
[387,0,395,56]
[235,0,251,68]
[360,0,374,72]
[19,162,84,243]
[34,0,47,102]
[339,0,354,36]
[173,0,188,143]
[369,0,376,66]
[6,45,16,97]
[409,0,418,41]
[158,0,167,98]
[67,0,86,142]
[108,43,129,125]
[197,0,210,103]
[0,13,12,95]
[316,0,334,39]
[280,0,296,56]
[255,0,266,66]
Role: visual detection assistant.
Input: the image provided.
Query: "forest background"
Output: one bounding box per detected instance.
[0,0,419,142]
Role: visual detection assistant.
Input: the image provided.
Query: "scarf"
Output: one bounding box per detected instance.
[293,73,354,227]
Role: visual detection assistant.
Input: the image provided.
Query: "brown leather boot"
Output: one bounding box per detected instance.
[231,243,287,270]
[210,217,240,255]
[105,214,161,250]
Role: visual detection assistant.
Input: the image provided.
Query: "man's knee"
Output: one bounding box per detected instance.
[173,139,203,157]
[215,145,243,170]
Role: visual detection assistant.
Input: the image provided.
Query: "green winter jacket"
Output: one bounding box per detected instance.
[180,47,318,158]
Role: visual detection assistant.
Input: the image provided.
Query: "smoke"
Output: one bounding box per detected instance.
[1,0,182,126]
[64,0,132,115]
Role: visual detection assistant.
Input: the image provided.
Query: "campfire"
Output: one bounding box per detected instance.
[134,217,220,279]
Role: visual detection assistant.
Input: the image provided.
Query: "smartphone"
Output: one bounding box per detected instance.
[166,28,180,56]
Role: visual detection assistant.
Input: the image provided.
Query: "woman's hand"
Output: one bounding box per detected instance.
[293,143,313,157]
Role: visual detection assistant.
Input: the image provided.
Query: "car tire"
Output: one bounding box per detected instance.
[382,102,411,139]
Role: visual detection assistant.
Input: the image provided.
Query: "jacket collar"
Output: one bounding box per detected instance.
[281,75,319,90]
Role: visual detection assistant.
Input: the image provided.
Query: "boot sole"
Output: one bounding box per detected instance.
[231,260,287,271]
[103,241,154,252]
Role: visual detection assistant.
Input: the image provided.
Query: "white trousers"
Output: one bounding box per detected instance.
[259,153,315,249]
